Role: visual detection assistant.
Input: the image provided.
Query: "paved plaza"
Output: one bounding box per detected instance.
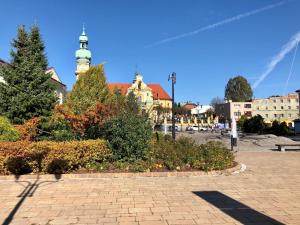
[0,151,299,225]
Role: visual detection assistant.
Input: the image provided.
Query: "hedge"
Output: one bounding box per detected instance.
[0,139,111,175]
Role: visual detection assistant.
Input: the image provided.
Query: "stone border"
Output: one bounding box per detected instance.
[0,162,243,181]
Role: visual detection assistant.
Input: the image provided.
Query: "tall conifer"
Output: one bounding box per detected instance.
[0,25,57,124]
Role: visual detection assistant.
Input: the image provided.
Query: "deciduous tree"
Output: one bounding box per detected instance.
[225,76,253,102]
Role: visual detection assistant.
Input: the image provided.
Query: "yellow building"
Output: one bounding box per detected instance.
[108,73,172,122]
[252,94,299,126]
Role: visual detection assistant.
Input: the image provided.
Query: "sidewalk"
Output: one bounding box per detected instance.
[0,151,299,225]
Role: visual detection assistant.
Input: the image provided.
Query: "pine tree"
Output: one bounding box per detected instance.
[0,25,57,124]
[66,64,110,114]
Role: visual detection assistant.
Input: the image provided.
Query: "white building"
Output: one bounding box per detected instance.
[191,105,213,117]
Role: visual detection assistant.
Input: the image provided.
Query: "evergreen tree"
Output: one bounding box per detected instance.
[0,25,56,124]
[66,64,110,114]
[225,76,253,102]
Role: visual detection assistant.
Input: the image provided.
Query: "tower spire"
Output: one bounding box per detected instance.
[75,26,92,80]
[82,23,86,35]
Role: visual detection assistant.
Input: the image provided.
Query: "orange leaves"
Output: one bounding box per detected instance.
[55,102,116,137]
[14,117,41,141]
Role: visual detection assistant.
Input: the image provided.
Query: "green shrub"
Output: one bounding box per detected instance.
[103,112,152,162]
[268,121,292,136]
[200,141,234,171]
[0,116,20,142]
[0,139,111,175]
[242,115,266,133]
[36,116,79,141]
[150,137,201,170]
[150,138,234,171]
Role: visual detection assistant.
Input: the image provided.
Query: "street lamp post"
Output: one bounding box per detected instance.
[168,72,176,140]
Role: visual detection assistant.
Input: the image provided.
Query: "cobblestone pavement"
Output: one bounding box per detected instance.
[0,151,300,225]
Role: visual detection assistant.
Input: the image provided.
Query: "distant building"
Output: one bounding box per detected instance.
[0,59,66,104]
[191,105,213,117]
[294,89,300,134]
[215,101,252,123]
[182,102,197,111]
[252,94,299,126]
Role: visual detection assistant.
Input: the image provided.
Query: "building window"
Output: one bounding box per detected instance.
[281,106,284,110]
[273,106,276,110]
[281,114,284,117]
[266,106,268,110]
[234,112,241,117]
[288,99,291,103]
[288,106,291,110]
[265,114,268,118]
[256,106,259,110]
[234,104,240,107]
[280,99,283,103]
[273,99,276,103]
[288,114,291,118]
[244,104,251,108]
[274,114,277,118]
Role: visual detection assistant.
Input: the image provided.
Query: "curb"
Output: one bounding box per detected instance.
[0,163,243,181]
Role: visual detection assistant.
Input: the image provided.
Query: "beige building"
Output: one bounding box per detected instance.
[252,94,299,126]
[215,101,252,123]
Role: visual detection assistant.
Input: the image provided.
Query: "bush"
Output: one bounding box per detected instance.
[103,112,152,161]
[0,139,111,175]
[150,137,234,171]
[242,115,266,133]
[200,141,234,171]
[14,117,41,141]
[36,116,79,141]
[0,116,20,142]
[268,121,292,136]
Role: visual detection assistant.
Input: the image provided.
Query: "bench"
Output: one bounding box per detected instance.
[275,144,300,152]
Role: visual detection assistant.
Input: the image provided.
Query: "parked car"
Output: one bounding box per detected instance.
[186,126,193,131]
[168,125,179,132]
[191,126,208,131]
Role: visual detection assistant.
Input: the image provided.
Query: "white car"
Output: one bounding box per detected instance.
[192,126,208,131]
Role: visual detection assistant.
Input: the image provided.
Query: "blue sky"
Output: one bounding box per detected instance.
[0,0,299,104]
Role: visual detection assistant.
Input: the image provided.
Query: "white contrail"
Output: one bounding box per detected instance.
[253,31,300,89]
[283,42,298,95]
[145,1,287,48]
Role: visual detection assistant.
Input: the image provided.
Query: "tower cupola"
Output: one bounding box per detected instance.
[75,25,91,79]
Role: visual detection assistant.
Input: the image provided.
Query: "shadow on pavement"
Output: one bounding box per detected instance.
[1,174,61,225]
[193,191,284,225]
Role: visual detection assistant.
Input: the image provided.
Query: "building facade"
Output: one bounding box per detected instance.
[108,74,172,122]
[215,101,252,123]
[294,89,300,133]
[252,94,299,126]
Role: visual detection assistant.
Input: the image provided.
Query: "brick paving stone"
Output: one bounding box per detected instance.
[0,151,300,224]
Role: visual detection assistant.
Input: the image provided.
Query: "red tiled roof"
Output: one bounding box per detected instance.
[182,103,197,110]
[107,83,171,100]
[108,83,131,95]
[148,84,171,100]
